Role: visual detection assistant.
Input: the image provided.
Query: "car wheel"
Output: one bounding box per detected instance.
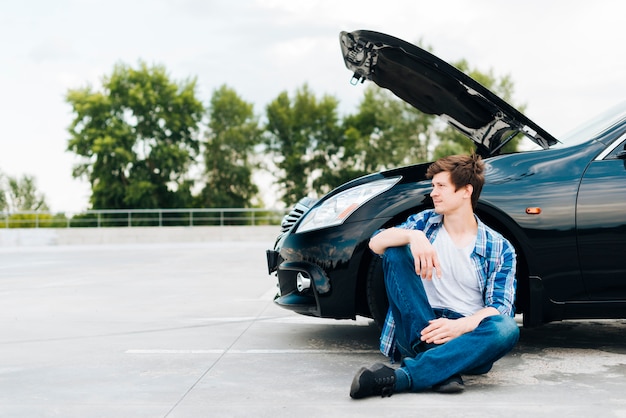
[366,256,389,329]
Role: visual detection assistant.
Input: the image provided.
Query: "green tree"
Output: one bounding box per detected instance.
[265,84,343,206]
[341,85,435,174]
[0,174,6,212]
[198,85,261,208]
[0,173,49,212]
[66,61,204,209]
[432,140,467,160]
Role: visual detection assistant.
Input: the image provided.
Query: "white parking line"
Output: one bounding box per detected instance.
[189,315,374,326]
[126,349,378,354]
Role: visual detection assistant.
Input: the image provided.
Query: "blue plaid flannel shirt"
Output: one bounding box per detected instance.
[378,209,517,359]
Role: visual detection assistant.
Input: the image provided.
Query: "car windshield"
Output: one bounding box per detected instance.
[555,100,626,148]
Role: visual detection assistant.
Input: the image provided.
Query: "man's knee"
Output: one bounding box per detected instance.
[483,315,520,349]
[382,245,411,265]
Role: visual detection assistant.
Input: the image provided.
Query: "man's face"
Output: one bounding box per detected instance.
[430,171,472,214]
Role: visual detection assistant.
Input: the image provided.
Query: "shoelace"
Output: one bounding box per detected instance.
[375,375,395,398]
[380,386,394,397]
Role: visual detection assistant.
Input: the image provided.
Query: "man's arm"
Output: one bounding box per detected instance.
[420,307,500,345]
[369,227,442,280]
[368,227,416,254]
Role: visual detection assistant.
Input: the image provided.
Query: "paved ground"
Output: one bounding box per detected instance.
[2,240,626,417]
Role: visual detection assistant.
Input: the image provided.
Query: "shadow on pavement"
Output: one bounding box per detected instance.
[518,319,626,354]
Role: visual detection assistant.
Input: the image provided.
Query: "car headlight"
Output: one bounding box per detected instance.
[295,176,401,233]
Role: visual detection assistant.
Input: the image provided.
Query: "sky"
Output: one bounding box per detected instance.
[1,0,625,213]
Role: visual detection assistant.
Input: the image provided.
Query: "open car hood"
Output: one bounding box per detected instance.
[339,30,558,156]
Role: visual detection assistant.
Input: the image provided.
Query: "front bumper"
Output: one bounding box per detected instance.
[265,194,383,320]
[267,250,331,317]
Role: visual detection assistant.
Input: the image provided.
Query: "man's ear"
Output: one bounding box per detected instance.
[464,184,473,199]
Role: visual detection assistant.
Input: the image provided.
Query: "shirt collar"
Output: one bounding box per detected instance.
[474,215,489,258]
[432,211,488,258]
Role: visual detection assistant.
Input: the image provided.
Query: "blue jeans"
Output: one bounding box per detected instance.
[382,246,519,391]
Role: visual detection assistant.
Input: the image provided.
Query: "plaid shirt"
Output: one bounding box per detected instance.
[379,209,517,359]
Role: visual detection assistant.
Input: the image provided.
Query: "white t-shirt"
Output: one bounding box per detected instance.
[422,226,484,316]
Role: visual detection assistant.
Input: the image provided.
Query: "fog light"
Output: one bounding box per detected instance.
[296,272,311,292]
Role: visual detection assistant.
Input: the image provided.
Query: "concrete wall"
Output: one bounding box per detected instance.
[0,226,280,247]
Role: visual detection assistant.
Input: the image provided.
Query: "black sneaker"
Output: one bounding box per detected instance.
[350,363,396,399]
[432,374,464,393]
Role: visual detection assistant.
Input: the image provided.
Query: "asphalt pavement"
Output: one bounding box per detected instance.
[2,239,626,417]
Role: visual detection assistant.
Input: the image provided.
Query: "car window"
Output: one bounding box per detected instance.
[603,139,626,160]
[556,101,626,148]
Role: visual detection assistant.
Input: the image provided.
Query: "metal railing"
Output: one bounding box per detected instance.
[0,208,288,228]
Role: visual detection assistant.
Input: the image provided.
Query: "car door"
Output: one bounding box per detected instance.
[576,136,626,299]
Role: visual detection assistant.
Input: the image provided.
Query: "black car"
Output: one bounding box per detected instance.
[266,30,626,328]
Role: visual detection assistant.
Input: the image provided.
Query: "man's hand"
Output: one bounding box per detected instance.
[420,307,501,344]
[368,227,441,279]
[420,317,471,344]
[408,231,442,280]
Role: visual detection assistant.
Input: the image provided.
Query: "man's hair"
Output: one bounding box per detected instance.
[426,154,485,209]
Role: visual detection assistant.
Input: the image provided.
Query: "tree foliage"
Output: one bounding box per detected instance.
[66,61,204,209]
[198,85,261,208]
[0,173,49,212]
[263,84,435,205]
[0,176,5,212]
[56,54,525,211]
[264,84,342,207]
[342,85,435,172]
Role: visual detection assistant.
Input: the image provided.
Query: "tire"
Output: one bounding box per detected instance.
[366,256,389,329]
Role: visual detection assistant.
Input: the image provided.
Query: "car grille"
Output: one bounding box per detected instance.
[281,196,317,233]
